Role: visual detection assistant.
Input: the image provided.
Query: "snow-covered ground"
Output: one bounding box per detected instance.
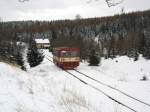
[0,50,150,112]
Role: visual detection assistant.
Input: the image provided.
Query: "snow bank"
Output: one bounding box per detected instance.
[100,56,150,81]
[0,53,150,112]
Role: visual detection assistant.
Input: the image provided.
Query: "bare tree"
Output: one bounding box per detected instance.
[86,0,124,7]
[121,7,125,13]
[0,17,2,22]
[75,14,82,20]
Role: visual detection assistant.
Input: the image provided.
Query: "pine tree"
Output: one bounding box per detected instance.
[134,50,139,61]
[88,49,100,66]
[27,38,44,67]
[16,52,26,71]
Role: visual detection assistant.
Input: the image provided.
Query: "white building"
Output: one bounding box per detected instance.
[35,39,50,49]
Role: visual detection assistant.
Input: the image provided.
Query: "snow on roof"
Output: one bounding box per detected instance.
[35,39,50,44]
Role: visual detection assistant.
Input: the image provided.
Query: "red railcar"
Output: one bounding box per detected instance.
[53,47,80,69]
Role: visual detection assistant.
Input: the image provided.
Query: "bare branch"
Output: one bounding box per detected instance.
[18,0,124,7]
[86,0,124,7]
[18,0,29,2]
[106,0,124,7]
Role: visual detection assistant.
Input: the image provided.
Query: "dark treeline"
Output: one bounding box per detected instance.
[0,10,150,64]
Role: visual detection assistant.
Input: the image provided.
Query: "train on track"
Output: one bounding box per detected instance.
[52,47,80,69]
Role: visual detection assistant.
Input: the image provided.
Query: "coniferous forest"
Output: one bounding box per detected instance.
[0,10,150,67]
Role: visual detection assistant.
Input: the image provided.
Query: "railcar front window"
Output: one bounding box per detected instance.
[61,51,68,57]
[60,51,79,57]
[71,51,79,57]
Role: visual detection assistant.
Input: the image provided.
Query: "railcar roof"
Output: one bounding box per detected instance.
[54,47,80,51]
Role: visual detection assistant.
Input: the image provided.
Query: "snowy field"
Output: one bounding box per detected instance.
[0,50,150,112]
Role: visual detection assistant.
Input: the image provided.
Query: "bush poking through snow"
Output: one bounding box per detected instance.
[140,75,148,81]
[59,88,90,112]
[88,49,100,66]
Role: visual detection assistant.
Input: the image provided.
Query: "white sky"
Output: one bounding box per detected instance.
[0,0,150,21]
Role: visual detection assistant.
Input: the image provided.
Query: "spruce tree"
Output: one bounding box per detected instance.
[88,49,100,66]
[27,38,44,67]
[16,52,26,71]
[134,50,139,61]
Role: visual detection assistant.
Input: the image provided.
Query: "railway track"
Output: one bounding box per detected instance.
[45,55,150,112]
[73,69,150,107]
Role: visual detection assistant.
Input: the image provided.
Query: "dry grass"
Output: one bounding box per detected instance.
[59,85,90,112]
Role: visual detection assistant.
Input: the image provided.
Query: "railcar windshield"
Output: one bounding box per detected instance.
[60,51,79,57]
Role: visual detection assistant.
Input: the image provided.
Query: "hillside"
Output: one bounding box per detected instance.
[0,10,150,63]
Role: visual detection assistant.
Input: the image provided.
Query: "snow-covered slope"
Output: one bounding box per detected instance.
[0,51,150,112]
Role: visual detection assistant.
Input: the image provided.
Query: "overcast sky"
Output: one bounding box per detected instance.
[0,0,150,21]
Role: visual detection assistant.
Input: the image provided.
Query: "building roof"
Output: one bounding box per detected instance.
[35,39,50,44]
